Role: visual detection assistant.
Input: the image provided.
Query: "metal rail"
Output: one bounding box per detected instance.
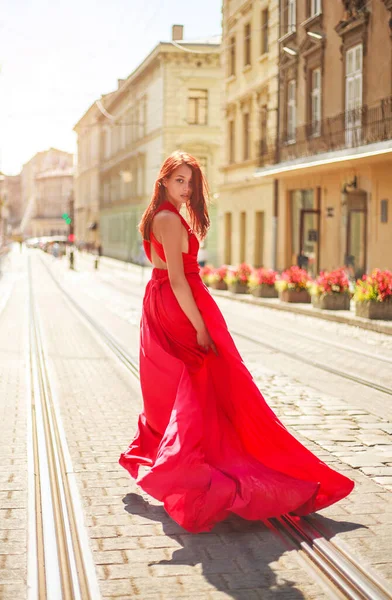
[27,256,100,600]
[70,265,392,396]
[268,515,392,600]
[72,253,392,366]
[41,256,392,600]
[230,329,392,397]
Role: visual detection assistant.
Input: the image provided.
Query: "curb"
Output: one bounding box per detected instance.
[209,288,392,336]
[64,251,392,337]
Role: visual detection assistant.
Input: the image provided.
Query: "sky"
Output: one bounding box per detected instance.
[0,0,222,175]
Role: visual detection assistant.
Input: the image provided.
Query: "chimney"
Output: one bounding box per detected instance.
[172,24,184,41]
[117,78,125,89]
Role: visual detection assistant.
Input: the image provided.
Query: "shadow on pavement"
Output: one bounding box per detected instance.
[123,492,365,599]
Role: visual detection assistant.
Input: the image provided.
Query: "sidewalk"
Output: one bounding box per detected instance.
[81,252,392,337]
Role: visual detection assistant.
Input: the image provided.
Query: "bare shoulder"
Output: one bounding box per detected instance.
[153,210,182,232]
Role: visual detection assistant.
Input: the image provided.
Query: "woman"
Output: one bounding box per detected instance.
[119,151,354,533]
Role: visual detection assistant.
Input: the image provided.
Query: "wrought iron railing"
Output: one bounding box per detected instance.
[257,95,392,167]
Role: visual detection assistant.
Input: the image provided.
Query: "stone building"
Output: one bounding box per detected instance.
[256,0,392,277]
[85,25,222,264]
[219,0,279,267]
[73,92,115,250]
[20,148,74,238]
[0,174,22,243]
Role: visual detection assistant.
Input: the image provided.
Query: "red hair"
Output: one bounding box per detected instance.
[139,151,210,241]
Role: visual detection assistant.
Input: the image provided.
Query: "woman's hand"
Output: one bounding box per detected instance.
[197,326,218,356]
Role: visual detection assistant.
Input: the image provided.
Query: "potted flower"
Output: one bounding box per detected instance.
[310,268,351,310]
[276,266,312,303]
[200,264,214,286]
[225,263,252,294]
[354,269,392,320]
[248,268,278,298]
[208,265,228,290]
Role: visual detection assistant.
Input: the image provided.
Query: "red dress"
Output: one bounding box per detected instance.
[119,201,354,533]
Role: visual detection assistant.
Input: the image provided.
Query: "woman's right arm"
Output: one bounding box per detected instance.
[156,212,217,354]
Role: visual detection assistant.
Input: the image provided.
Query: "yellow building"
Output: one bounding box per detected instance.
[74,25,223,264]
[73,91,115,250]
[256,0,392,277]
[219,0,279,267]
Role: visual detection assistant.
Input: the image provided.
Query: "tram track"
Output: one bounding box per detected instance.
[27,256,100,600]
[41,255,392,600]
[68,259,392,398]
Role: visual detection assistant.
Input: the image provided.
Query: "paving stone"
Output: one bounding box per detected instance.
[26,253,392,600]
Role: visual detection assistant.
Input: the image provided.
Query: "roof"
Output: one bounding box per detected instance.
[73,90,117,131]
[102,36,221,116]
[36,167,74,179]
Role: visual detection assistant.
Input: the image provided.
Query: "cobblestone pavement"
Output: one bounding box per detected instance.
[46,253,392,589]
[61,254,392,490]
[1,248,392,599]
[31,254,331,599]
[0,249,28,600]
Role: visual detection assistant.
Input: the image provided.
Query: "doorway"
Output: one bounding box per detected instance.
[344,191,367,279]
[299,209,320,276]
[346,208,367,279]
[290,189,320,276]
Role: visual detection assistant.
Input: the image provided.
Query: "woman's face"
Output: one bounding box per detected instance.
[163,165,193,206]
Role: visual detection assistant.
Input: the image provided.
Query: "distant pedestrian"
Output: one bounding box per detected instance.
[52,242,60,258]
[198,241,208,267]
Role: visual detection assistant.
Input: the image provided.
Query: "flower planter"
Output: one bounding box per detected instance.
[312,293,351,311]
[210,280,228,291]
[279,289,311,303]
[228,282,248,294]
[251,284,278,298]
[355,300,392,320]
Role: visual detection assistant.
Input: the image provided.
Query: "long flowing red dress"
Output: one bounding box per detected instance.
[119,200,354,533]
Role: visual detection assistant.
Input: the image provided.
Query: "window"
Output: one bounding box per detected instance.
[345,44,363,146]
[198,156,208,178]
[254,211,265,267]
[311,68,321,136]
[287,80,296,142]
[288,0,296,33]
[310,0,321,17]
[224,213,232,264]
[188,89,208,125]
[240,212,246,263]
[229,120,235,163]
[260,104,268,155]
[261,9,269,54]
[381,199,388,223]
[244,23,251,66]
[243,112,250,160]
[229,36,236,76]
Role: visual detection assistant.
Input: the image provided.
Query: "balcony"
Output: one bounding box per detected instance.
[258,95,392,167]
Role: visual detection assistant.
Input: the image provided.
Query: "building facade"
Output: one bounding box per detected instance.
[219,0,279,267]
[20,148,74,238]
[88,26,222,264]
[0,174,22,243]
[256,0,392,277]
[73,92,115,250]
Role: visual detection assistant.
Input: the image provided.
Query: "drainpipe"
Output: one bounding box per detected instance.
[272,0,281,271]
